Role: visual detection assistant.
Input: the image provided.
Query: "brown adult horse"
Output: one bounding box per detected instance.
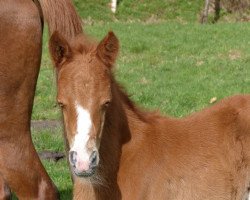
[0,0,82,199]
[49,29,250,200]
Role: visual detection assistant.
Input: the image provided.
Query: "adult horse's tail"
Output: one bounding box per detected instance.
[38,0,82,182]
[38,0,83,39]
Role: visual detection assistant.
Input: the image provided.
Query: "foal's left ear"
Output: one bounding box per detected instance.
[96,31,119,68]
[49,31,72,68]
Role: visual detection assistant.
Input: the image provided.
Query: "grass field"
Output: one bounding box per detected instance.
[30,1,250,199]
[33,22,250,120]
[73,0,203,22]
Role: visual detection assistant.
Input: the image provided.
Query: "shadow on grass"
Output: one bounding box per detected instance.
[11,188,72,200]
[60,188,73,200]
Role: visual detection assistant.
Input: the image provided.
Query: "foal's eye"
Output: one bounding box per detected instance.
[58,102,65,108]
[103,100,111,108]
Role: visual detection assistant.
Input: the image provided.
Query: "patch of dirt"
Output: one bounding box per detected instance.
[196,60,205,67]
[38,151,65,162]
[139,77,151,85]
[144,15,165,24]
[31,120,62,132]
[32,120,65,162]
[228,50,242,60]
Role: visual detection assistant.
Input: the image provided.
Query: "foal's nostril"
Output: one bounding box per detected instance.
[69,151,77,166]
[90,151,98,167]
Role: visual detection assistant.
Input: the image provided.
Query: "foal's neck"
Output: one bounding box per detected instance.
[109,83,148,144]
[73,83,148,199]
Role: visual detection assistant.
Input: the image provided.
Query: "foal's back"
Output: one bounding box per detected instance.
[121,95,250,200]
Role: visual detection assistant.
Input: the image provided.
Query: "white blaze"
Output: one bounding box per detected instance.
[70,103,92,161]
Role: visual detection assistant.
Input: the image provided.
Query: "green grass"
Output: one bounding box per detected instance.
[73,0,204,23]
[32,128,65,152]
[32,129,73,199]
[44,160,72,199]
[33,22,250,119]
[73,0,250,23]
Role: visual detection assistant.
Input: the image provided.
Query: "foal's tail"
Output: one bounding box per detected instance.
[38,0,83,39]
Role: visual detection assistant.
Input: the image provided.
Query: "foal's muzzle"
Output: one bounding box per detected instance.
[69,150,98,177]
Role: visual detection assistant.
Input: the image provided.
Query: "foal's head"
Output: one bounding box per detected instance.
[49,31,119,177]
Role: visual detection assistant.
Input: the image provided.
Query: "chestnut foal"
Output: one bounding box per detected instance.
[0,0,82,199]
[49,30,250,200]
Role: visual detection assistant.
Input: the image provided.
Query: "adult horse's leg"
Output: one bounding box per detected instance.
[0,0,58,199]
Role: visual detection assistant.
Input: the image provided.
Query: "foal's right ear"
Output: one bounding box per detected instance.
[49,31,72,68]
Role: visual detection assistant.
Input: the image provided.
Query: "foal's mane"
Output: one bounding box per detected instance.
[115,82,162,123]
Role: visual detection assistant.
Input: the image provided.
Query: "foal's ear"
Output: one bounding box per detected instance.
[49,31,72,68]
[96,31,119,68]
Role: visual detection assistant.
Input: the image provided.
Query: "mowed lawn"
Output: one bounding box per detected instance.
[31,21,250,199]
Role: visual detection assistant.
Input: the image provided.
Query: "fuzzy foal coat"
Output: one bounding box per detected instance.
[73,83,250,199]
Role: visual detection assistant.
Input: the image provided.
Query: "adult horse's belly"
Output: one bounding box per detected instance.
[0,0,42,121]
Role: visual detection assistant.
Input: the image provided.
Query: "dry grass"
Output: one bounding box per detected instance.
[221,0,250,12]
